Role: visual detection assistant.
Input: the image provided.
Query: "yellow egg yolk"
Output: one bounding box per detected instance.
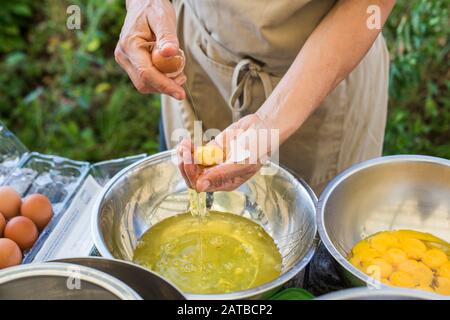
[369,232,399,252]
[421,248,448,270]
[194,145,225,167]
[400,238,427,260]
[390,271,415,288]
[384,248,408,266]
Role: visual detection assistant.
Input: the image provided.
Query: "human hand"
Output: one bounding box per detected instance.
[115,0,186,99]
[177,114,275,192]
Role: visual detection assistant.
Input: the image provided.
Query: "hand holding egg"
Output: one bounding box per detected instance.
[114,0,186,99]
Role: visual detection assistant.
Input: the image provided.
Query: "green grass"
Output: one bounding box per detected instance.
[0,0,448,162]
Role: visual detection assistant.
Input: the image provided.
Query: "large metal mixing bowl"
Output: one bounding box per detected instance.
[92,151,317,299]
[54,257,185,300]
[0,262,141,300]
[318,155,450,289]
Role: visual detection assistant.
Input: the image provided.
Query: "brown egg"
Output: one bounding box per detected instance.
[0,238,22,269]
[152,49,185,76]
[4,216,38,251]
[0,186,22,219]
[0,212,5,237]
[21,194,53,231]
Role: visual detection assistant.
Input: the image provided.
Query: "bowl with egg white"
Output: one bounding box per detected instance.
[92,150,317,299]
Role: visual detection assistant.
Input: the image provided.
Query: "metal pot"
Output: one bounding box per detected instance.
[0,262,141,300]
[317,155,450,290]
[91,150,317,299]
[54,257,185,300]
[317,287,444,300]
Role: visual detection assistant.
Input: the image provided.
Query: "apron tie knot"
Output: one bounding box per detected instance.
[229,59,273,122]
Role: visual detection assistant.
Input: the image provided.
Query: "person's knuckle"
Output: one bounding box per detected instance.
[134,80,150,94]
[155,81,172,94]
[135,68,153,89]
[138,86,152,94]
[159,31,178,43]
[114,46,124,64]
[119,34,133,52]
[212,172,226,187]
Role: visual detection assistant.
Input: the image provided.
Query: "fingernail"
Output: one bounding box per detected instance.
[173,92,182,100]
[198,180,210,192]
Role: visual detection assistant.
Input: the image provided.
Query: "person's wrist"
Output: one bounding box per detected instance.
[126,0,136,10]
[225,114,275,165]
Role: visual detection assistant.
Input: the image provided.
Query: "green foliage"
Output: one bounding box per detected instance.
[0,0,160,162]
[383,0,449,158]
[0,0,34,52]
[0,0,448,162]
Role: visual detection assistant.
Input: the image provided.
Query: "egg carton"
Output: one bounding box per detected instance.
[29,153,147,262]
[3,152,91,262]
[0,122,147,263]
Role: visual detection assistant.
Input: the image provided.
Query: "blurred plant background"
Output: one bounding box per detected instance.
[0,0,448,162]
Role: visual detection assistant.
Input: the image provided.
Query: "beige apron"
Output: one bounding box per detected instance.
[162,0,389,195]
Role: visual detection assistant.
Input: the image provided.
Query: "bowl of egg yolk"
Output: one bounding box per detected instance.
[317,155,450,297]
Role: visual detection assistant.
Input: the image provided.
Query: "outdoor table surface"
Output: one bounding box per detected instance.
[304,243,348,296]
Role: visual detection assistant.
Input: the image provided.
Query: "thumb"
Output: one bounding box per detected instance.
[157,37,179,57]
[147,2,179,57]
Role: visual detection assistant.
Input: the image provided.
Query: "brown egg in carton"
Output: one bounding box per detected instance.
[0,186,53,268]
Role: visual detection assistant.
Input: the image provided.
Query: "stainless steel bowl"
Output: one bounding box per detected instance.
[54,257,185,300]
[92,150,317,299]
[0,262,141,300]
[318,155,450,288]
[317,287,444,300]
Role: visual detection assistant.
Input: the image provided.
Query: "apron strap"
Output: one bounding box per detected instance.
[183,0,274,123]
[229,60,273,122]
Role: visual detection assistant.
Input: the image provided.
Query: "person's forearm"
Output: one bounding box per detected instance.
[256,0,395,144]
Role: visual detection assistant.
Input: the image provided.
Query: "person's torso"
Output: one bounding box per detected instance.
[187,0,337,72]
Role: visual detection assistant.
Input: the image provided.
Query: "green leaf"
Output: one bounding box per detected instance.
[23,87,44,105]
[5,52,26,66]
[11,4,32,17]
[86,37,101,52]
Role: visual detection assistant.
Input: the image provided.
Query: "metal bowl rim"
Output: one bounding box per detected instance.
[52,256,186,299]
[0,262,142,300]
[92,150,318,299]
[316,287,448,300]
[317,154,450,289]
